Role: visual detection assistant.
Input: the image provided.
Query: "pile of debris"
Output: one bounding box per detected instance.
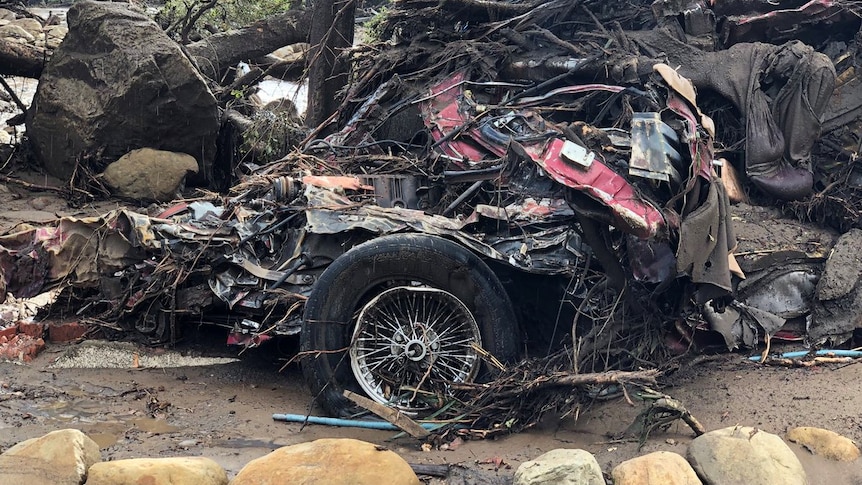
[1,0,862,434]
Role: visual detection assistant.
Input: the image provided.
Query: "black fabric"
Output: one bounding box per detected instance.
[630,30,836,199]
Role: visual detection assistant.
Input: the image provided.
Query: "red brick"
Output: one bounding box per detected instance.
[17,322,45,338]
[48,321,88,343]
[0,335,45,362]
[0,325,16,341]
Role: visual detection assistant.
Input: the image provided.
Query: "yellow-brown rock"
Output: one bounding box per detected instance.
[786,427,861,462]
[229,438,421,485]
[612,451,702,485]
[0,429,101,485]
[85,456,228,485]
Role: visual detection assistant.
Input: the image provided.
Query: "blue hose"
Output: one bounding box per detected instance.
[272,413,442,431]
[748,349,862,362]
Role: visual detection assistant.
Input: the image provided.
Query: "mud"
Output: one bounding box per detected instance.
[1,331,860,483]
[0,169,119,234]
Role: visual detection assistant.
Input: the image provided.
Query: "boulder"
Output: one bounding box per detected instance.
[86,457,227,485]
[786,427,861,462]
[0,24,35,42]
[45,25,68,49]
[102,148,199,201]
[0,429,101,485]
[817,229,862,301]
[0,8,15,21]
[26,1,219,185]
[611,451,702,485]
[10,18,43,38]
[513,448,604,485]
[810,229,862,343]
[687,426,807,485]
[230,438,421,485]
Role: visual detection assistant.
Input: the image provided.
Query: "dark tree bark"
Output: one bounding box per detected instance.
[0,39,47,78]
[185,8,313,81]
[1,9,315,82]
[306,0,356,131]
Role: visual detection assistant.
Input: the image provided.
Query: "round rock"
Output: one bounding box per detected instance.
[10,18,42,37]
[102,148,199,201]
[231,438,421,485]
[0,24,35,42]
[786,426,861,462]
[513,448,604,485]
[611,451,702,485]
[86,456,227,485]
[687,426,807,485]
[0,428,101,485]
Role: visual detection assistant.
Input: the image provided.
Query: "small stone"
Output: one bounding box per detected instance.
[513,449,604,485]
[177,439,198,448]
[231,438,421,485]
[786,426,861,462]
[612,451,702,485]
[687,426,806,485]
[29,196,54,211]
[0,429,101,485]
[86,456,227,485]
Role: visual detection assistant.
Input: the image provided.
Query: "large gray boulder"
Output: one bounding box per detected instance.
[687,426,807,485]
[26,1,219,184]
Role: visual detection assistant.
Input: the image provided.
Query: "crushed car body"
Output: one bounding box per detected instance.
[0,66,773,416]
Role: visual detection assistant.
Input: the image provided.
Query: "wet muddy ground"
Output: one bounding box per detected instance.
[1,326,861,483]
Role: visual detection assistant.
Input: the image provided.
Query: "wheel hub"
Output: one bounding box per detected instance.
[349,286,482,415]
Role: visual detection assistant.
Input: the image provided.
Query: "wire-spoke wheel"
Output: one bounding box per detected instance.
[350,286,481,414]
[301,234,519,418]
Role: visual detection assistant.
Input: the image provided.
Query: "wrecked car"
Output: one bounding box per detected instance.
[0,65,742,417]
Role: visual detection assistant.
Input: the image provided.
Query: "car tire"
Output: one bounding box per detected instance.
[301,233,519,417]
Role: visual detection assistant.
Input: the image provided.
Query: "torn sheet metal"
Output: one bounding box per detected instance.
[422,75,675,240]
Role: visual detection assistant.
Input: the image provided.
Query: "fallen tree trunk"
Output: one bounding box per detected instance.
[185,8,312,81]
[0,8,312,82]
[0,39,47,78]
